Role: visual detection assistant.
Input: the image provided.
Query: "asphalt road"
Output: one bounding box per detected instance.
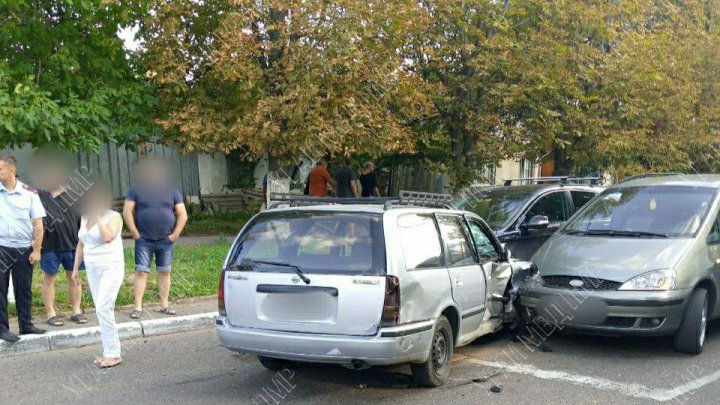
[4,322,720,405]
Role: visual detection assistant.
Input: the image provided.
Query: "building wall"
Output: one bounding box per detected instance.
[493,159,541,185]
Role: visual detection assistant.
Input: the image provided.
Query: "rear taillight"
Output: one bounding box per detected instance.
[381,275,400,327]
[218,269,226,316]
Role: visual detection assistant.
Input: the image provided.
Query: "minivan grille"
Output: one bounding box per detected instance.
[541,276,622,291]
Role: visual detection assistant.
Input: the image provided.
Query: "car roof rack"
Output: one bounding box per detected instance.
[268,191,453,210]
[502,176,604,186]
[616,173,681,184]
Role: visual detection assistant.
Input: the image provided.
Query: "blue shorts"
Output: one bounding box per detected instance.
[135,237,174,273]
[40,251,84,276]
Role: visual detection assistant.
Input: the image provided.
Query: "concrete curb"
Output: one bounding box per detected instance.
[0,312,218,359]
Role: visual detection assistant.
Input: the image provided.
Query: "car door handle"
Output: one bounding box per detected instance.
[455,277,463,286]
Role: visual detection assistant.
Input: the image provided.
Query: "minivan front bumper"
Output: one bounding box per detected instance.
[216,317,434,366]
[520,281,689,336]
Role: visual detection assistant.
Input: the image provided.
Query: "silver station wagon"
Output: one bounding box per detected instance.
[522,174,720,354]
[216,195,532,387]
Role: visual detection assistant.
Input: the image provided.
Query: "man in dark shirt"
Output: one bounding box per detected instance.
[37,163,87,327]
[334,158,359,198]
[360,161,381,197]
[123,160,188,319]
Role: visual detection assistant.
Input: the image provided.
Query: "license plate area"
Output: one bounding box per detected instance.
[256,285,338,324]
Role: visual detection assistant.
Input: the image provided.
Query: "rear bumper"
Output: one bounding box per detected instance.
[215,317,434,366]
[520,281,689,336]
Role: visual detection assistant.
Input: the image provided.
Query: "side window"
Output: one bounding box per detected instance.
[397,214,443,269]
[467,220,499,261]
[571,191,596,211]
[525,192,571,225]
[708,214,720,245]
[436,215,477,267]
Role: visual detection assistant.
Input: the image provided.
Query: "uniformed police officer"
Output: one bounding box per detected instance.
[0,154,47,342]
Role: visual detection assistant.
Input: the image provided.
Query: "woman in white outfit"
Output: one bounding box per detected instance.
[71,186,124,368]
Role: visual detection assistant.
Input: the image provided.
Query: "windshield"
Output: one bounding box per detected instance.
[563,186,716,238]
[453,186,537,229]
[228,211,385,275]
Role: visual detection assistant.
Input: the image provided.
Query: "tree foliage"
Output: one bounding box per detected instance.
[4,1,719,185]
[140,0,432,160]
[141,0,720,185]
[0,0,156,151]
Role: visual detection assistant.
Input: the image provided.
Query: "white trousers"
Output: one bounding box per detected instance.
[85,261,124,358]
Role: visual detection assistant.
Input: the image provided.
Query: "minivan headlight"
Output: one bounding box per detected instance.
[619,269,676,291]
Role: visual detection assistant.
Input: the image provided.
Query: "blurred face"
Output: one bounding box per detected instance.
[0,160,17,184]
[136,160,170,187]
[84,189,111,215]
[33,162,69,190]
[368,163,375,172]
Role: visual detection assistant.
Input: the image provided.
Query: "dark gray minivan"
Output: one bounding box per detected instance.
[522,174,720,354]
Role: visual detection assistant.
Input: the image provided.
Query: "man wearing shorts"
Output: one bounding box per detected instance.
[123,161,187,319]
[37,162,87,327]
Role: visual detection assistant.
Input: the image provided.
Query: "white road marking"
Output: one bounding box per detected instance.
[465,358,720,402]
[663,368,720,402]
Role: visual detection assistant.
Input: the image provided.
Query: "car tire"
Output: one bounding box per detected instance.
[258,356,294,371]
[673,288,708,355]
[411,315,454,387]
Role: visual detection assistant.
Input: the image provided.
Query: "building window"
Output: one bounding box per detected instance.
[520,159,535,182]
[477,164,496,185]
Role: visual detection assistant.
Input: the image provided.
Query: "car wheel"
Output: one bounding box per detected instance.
[258,356,295,371]
[411,315,454,387]
[673,288,708,355]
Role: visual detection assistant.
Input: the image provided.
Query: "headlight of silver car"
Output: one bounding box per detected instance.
[618,269,676,291]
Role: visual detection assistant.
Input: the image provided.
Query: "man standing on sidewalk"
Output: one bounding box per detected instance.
[36,161,87,327]
[123,160,188,319]
[0,155,47,342]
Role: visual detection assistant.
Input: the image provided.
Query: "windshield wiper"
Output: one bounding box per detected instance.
[566,229,669,238]
[243,259,311,285]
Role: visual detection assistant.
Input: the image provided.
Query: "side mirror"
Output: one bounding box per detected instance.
[522,215,550,230]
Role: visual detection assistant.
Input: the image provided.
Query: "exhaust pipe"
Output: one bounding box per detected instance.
[341,360,371,370]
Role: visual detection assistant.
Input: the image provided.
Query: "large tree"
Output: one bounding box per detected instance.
[399,0,720,184]
[140,0,432,162]
[0,0,156,151]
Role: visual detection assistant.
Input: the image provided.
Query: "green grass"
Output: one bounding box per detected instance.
[10,237,230,318]
[183,210,254,236]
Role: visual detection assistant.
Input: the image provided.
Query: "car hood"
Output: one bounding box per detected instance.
[532,233,694,283]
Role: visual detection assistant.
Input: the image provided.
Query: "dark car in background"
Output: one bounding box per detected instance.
[453,177,604,260]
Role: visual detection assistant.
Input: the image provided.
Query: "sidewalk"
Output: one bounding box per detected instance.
[1,296,218,358]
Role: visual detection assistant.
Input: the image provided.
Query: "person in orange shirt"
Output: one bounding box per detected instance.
[307,160,335,197]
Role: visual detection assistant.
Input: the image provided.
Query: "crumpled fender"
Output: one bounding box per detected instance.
[503,259,539,323]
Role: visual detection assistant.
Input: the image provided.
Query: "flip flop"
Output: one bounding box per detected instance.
[46,316,64,327]
[159,306,176,316]
[95,357,123,368]
[70,314,88,324]
[130,309,142,319]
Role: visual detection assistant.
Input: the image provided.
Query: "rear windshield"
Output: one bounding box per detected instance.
[563,186,716,238]
[227,211,386,275]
